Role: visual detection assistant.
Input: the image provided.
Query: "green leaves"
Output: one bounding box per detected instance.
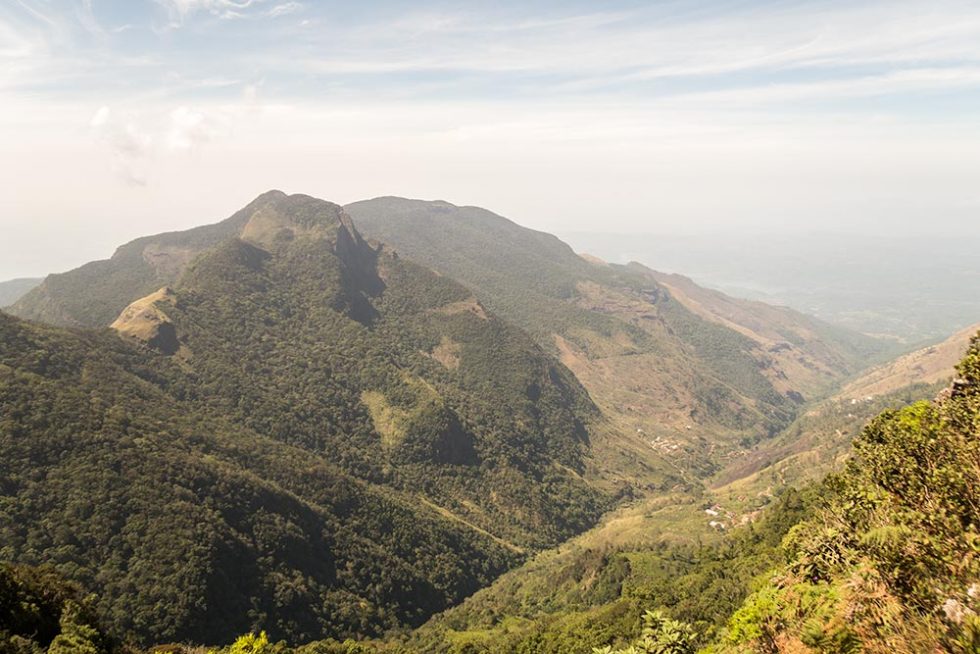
[0,566,110,654]
[705,332,980,653]
[593,610,698,654]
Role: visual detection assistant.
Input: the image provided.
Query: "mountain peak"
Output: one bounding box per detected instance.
[240,193,345,248]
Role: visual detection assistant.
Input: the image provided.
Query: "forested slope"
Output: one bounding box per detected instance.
[348,197,887,474]
[0,193,627,646]
[712,333,980,653]
[9,193,888,484]
[0,309,520,645]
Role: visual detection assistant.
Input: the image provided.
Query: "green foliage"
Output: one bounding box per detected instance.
[225,632,273,654]
[400,486,816,653]
[712,332,980,653]
[0,193,610,645]
[0,564,112,654]
[48,602,107,654]
[593,610,697,654]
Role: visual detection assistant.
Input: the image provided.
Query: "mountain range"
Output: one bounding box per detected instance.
[1,192,618,644]
[0,277,42,308]
[1,191,968,653]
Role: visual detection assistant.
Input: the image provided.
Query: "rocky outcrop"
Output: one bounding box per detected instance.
[110,287,180,355]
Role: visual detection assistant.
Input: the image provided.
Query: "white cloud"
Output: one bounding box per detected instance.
[87,104,228,185]
[90,106,153,156]
[89,106,153,185]
[167,106,222,151]
[158,0,265,24]
[267,2,301,18]
[265,0,980,100]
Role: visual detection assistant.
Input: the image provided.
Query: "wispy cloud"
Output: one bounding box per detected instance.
[3,0,980,239]
[8,0,980,109]
[90,106,153,186]
[267,2,301,19]
[156,0,267,25]
[167,105,223,150]
[87,103,229,185]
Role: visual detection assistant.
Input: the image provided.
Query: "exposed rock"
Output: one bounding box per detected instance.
[110,287,180,355]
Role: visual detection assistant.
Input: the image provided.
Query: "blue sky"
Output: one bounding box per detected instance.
[2,0,980,278]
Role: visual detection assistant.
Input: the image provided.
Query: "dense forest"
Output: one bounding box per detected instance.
[2,192,972,654]
[8,334,978,653]
[0,194,622,646]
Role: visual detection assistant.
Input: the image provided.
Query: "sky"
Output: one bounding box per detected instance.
[2,0,980,279]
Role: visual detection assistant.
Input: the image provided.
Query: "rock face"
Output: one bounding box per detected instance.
[110,287,180,355]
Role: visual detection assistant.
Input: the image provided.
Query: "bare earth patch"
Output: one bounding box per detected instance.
[433,297,488,320]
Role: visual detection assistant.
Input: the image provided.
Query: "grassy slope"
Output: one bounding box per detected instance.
[836,321,980,400]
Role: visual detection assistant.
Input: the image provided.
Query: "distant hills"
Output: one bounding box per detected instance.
[562,230,980,341]
[0,277,41,307]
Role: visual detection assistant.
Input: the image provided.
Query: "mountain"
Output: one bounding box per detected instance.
[8,193,270,327]
[0,277,42,307]
[2,191,898,649]
[560,230,980,341]
[9,194,887,482]
[0,192,624,645]
[346,197,888,473]
[636,267,884,399]
[3,190,972,654]
[836,321,980,400]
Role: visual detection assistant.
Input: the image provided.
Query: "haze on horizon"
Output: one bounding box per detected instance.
[2,0,980,280]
